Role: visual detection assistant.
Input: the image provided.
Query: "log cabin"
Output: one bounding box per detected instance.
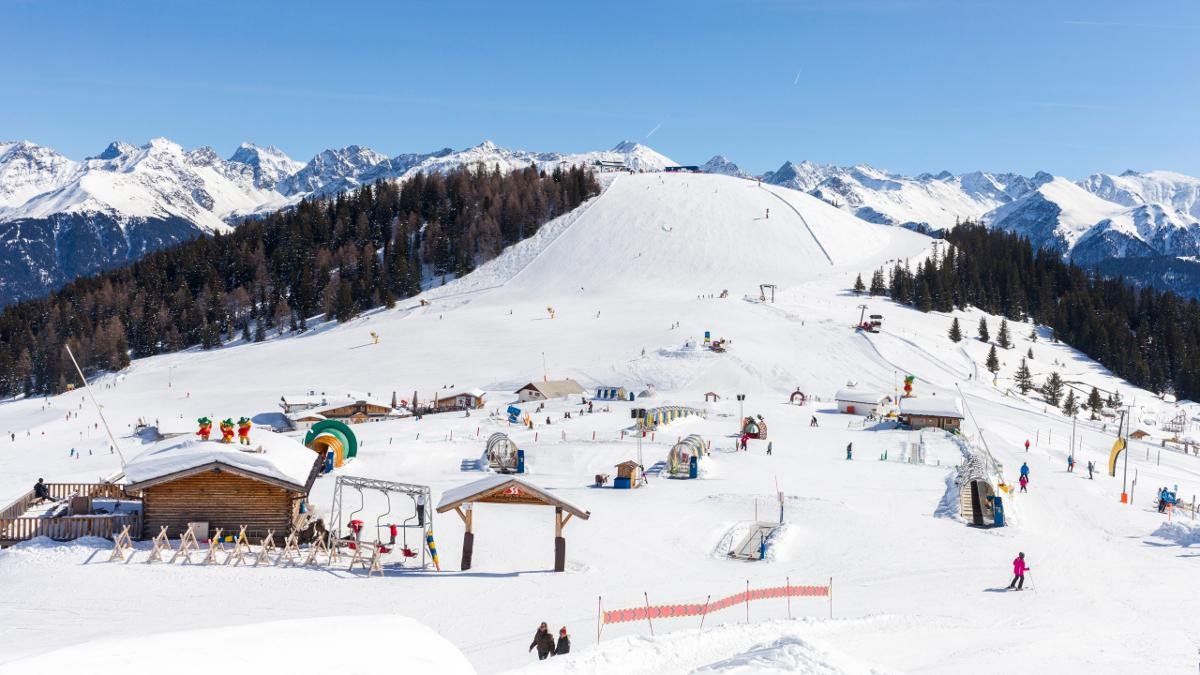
[122,432,323,542]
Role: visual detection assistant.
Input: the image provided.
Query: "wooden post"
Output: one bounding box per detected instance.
[304,531,327,566]
[171,525,198,564]
[202,528,226,565]
[257,530,277,565]
[643,592,654,636]
[276,532,300,566]
[147,526,172,563]
[554,507,568,572]
[786,576,792,619]
[227,526,251,566]
[455,505,474,571]
[108,525,133,562]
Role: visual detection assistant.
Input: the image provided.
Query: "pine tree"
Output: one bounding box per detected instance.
[985,345,1000,374]
[1014,358,1033,394]
[853,274,866,294]
[1041,372,1064,407]
[334,279,355,323]
[977,316,990,342]
[1027,347,1034,360]
[869,269,887,295]
[997,319,1011,349]
[948,317,963,343]
[1086,386,1103,420]
[1061,390,1078,417]
[1029,328,1038,342]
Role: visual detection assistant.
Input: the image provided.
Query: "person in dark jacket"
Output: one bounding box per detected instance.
[529,622,555,660]
[554,627,571,655]
[33,478,51,503]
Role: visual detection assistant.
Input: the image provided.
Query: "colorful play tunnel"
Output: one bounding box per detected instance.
[305,420,358,472]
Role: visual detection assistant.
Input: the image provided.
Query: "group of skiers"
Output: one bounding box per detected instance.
[529,623,570,660]
[1158,487,1179,513]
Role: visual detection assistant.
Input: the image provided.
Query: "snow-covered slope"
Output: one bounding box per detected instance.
[1,171,1195,673]
[0,138,677,305]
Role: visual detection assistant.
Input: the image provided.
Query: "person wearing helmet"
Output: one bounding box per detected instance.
[1007,552,1030,591]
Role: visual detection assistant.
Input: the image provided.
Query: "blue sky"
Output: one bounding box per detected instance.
[2,0,1198,177]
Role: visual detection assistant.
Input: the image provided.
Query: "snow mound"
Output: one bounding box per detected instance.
[506,620,892,674]
[1150,521,1200,547]
[2,615,473,674]
[695,635,893,674]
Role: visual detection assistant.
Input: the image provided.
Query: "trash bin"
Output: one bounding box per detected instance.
[991,495,1005,527]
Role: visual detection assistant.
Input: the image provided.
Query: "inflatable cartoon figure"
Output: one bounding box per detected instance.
[903,375,915,398]
[237,417,252,445]
[219,418,235,444]
[197,417,213,441]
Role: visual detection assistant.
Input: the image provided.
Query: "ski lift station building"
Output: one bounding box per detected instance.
[122,433,323,542]
[899,396,964,431]
[834,388,891,415]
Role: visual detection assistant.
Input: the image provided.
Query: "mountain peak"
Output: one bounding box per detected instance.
[93,141,135,161]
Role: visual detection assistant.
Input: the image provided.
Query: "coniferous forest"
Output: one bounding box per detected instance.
[0,164,600,397]
[865,223,1200,400]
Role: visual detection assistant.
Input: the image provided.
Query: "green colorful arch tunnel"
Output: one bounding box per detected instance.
[305,420,358,468]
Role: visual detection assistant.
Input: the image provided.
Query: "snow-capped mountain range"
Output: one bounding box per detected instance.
[0,138,675,305]
[2,133,1199,306]
[758,159,1200,272]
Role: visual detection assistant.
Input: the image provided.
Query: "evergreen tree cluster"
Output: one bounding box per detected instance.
[873,223,1200,400]
[0,164,600,397]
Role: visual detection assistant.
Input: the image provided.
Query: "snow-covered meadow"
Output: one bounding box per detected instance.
[1,173,1197,673]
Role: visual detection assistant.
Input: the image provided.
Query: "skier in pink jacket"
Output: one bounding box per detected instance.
[1007,552,1029,590]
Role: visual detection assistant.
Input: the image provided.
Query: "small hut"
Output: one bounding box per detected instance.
[613,461,641,489]
[434,388,487,412]
[834,388,890,415]
[123,433,322,542]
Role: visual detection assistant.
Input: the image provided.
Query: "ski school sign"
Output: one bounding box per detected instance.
[596,578,832,640]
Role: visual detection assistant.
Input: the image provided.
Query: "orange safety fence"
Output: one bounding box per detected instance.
[600,581,830,626]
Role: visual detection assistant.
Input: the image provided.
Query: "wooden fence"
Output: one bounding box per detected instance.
[0,483,139,547]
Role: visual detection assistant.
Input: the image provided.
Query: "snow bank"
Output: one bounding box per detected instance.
[1150,521,1200,547]
[505,620,893,674]
[2,615,473,675]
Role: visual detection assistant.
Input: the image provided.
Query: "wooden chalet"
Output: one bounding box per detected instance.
[122,433,323,542]
[433,388,487,412]
[899,396,964,431]
[306,394,401,424]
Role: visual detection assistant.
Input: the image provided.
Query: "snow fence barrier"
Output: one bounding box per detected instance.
[597,578,831,642]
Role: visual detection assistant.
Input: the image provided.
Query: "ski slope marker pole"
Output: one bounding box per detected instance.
[745,579,750,623]
[699,594,712,630]
[644,592,654,636]
[597,596,603,644]
[786,577,792,619]
[829,577,834,619]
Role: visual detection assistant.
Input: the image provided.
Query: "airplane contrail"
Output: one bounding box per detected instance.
[793,67,803,85]
[645,122,663,138]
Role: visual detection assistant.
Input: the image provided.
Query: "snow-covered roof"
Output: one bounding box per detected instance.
[281,394,326,406]
[435,387,485,400]
[435,475,590,519]
[516,379,586,398]
[900,396,963,419]
[309,392,396,415]
[834,388,889,404]
[124,433,320,491]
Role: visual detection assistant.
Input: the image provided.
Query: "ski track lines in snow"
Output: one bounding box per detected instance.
[1,171,1199,673]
